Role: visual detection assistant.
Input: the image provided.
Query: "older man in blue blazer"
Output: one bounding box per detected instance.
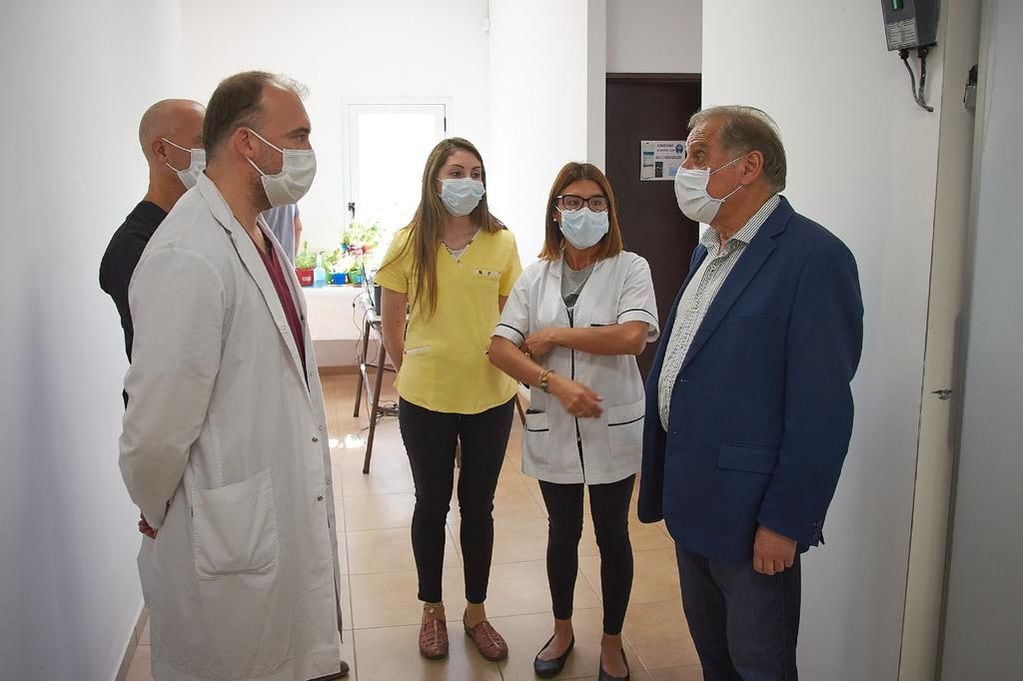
[639,106,863,681]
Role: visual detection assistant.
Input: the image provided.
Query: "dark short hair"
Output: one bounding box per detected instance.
[689,105,787,192]
[203,71,307,160]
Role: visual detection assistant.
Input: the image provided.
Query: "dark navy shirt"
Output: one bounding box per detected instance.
[100,200,167,361]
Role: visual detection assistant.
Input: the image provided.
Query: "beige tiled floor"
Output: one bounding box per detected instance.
[125,373,702,681]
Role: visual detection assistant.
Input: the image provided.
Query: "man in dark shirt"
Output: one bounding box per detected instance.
[100,99,205,362]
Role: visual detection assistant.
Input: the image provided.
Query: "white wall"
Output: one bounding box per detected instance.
[702,4,950,679]
[0,2,184,679]
[607,0,702,74]
[178,0,492,251]
[941,0,1023,677]
[488,0,606,263]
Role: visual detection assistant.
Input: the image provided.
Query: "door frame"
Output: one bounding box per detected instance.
[897,1,982,679]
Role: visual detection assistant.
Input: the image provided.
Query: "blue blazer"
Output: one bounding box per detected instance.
[638,197,863,561]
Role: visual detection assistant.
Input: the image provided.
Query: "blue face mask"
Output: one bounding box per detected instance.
[438,178,485,216]
[558,207,609,249]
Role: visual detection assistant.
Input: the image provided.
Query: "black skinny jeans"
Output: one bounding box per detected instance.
[539,474,636,635]
[398,397,515,604]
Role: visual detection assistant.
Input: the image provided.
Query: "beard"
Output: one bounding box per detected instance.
[249,147,280,212]
[250,174,272,213]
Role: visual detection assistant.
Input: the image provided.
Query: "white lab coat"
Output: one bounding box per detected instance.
[119,174,343,681]
[494,251,659,484]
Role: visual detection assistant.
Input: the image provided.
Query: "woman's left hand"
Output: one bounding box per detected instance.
[523,328,561,359]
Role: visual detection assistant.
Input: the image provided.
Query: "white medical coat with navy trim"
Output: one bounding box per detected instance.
[494,251,659,484]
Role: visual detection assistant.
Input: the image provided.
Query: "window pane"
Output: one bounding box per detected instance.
[352,107,444,248]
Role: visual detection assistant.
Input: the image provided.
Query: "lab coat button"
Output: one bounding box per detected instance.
[316,495,324,502]
[312,436,319,443]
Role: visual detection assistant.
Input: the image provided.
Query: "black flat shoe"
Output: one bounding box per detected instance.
[533,634,574,678]
[598,648,629,681]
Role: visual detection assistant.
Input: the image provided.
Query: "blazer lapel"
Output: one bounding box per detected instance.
[197,176,309,390]
[680,198,792,372]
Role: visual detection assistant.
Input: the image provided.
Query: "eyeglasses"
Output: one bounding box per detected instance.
[555,194,610,212]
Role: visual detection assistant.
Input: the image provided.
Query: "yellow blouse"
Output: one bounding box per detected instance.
[374,226,522,414]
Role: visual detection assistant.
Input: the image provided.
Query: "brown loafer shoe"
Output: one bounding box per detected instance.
[463,616,508,661]
[419,615,449,659]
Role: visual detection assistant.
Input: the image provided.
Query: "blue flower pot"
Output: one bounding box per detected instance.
[331,272,348,285]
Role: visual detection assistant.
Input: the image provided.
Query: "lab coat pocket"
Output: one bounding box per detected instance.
[192,468,280,579]
[608,399,645,457]
[523,410,552,465]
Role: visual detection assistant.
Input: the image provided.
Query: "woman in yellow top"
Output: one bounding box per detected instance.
[375,137,522,663]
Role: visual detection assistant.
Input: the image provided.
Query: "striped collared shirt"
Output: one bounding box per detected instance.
[658,195,781,431]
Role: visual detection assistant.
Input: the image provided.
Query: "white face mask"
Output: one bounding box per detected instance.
[438,178,485,217]
[162,138,205,189]
[558,207,609,250]
[673,155,745,224]
[247,129,317,207]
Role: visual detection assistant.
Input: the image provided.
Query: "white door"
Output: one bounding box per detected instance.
[940,1,1023,678]
[897,3,982,680]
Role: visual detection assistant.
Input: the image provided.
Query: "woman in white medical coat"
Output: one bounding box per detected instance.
[490,162,658,681]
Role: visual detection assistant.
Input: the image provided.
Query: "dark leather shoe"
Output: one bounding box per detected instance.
[598,649,629,681]
[533,634,574,678]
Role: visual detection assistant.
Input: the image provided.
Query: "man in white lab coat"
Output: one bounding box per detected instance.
[119,71,348,680]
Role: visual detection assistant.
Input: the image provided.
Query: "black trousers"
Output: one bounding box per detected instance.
[539,474,635,635]
[398,398,515,604]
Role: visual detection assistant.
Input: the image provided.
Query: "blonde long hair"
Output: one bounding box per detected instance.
[381,137,505,318]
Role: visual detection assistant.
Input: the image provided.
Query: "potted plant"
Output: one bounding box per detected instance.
[318,248,341,285]
[348,256,365,286]
[341,221,382,254]
[332,252,357,285]
[294,242,317,287]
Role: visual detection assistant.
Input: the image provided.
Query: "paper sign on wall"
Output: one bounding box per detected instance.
[640,140,686,181]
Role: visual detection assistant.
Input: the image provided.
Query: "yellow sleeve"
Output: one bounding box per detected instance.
[373,229,412,293]
[499,230,523,296]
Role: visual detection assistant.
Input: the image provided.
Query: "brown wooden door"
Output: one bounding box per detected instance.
[605,75,701,379]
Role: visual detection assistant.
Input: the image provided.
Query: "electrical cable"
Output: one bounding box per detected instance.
[917,47,934,112]
[900,47,934,113]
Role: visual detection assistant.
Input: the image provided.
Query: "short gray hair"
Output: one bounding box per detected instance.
[689,105,787,192]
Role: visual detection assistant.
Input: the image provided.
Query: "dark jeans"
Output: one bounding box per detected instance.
[398,398,514,604]
[539,475,635,635]
[675,546,801,681]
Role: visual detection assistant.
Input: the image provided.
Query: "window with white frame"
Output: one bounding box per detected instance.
[343,101,447,267]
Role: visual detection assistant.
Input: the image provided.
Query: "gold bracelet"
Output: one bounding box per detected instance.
[538,369,553,393]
